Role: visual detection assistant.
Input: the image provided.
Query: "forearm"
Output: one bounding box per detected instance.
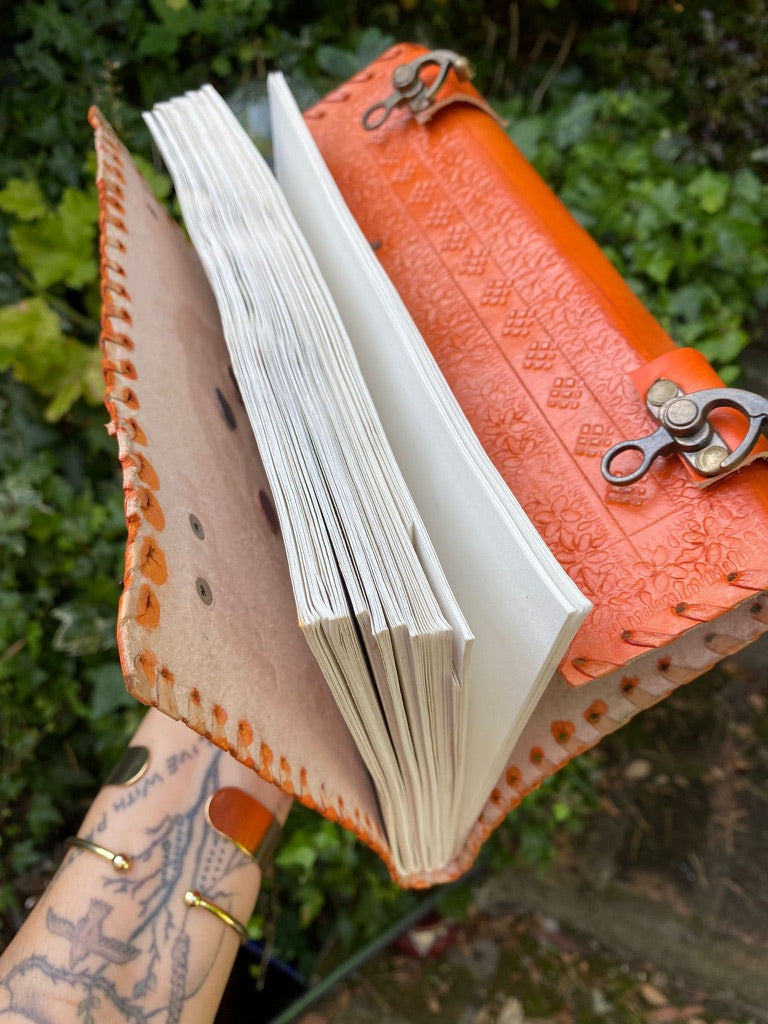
[0,708,290,1024]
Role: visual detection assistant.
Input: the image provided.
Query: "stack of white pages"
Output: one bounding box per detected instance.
[143,78,589,878]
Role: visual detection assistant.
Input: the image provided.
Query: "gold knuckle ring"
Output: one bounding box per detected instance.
[65,836,132,873]
[183,889,249,944]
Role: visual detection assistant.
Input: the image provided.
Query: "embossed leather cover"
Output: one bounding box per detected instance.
[91,45,768,887]
[303,45,768,870]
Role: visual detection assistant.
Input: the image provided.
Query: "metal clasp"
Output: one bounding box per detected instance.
[361,50,473,131]
[601,379,768,485]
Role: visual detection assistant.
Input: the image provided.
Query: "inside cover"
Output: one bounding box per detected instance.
[91,109,387,859]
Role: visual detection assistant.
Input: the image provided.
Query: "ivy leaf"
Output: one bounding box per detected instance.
[298,886,324,928]
[51,601,115,656]
[88,663,134,719]
[10,187,98,289]
[0,297,60,361]
[731,168,762,205]
[315,45,360,80]
[0,298,101,419]
[0,179,48,221]
[276,838,316,873]
[316,28,393,80]
[553,93,600,149]
[507,115,547,161]
[686,169,730,214]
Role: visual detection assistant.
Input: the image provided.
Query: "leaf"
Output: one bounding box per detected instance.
[553,93,601,149]
[354,27,394,66]
[51,602,115,656]
[315,45,360,80]
[275,835,317,873]
[686,169,730,214]
[640,247,676,285]
[88,663,134,718]
[10,186,97,289]
[298,886,324,928]
[552,800,571,822]
[0,297,101,418]
[0,297,59,360]
[0,179,48,221]
[507,115,547,161]
[731,168,762,205]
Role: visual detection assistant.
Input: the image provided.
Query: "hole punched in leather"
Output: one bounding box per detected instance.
[189,513,205,540]
[196,577,213,606]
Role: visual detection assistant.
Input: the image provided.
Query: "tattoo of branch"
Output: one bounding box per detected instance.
[0,744,254,1024]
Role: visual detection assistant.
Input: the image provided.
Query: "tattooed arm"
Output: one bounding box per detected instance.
[0,709,290,1024]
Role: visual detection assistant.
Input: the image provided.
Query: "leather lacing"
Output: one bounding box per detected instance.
[89,107,392,875]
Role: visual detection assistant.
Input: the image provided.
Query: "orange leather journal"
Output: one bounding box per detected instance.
[91,45,768,887]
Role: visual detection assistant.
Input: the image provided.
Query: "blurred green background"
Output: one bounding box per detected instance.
[1,0,767,975]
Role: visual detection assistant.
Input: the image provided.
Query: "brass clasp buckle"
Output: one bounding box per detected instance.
[601,380,768,485]
[362,49,473,130]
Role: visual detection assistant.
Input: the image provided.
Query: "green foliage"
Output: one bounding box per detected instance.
[261,809,418,976]
[1,183,98,291]
[503,83,768,380]
[0,177,102,419]
[576,0,768,173]
[252,758,598,976]
[0,377,142,921]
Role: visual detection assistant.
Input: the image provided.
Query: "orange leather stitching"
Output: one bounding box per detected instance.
[551,720,575,744]
[136,487,165,531]
[138,536,168,585]
[125,418,147,446]
[584,699,608,724]
[110,385,140,409]
[135,649,158,689]
[135,584,160,629]
[132,453,159,489]
[101,330,134,350]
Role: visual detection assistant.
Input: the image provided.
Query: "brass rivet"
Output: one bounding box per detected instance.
[695,444,728,476]
[392,65,412,87]
[647,379,679,406]
[189,513,205,540]
[196,578,213,606]
[665,397,697,428]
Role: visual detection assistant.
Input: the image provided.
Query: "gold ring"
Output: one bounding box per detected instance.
[183,889,249,943]
[65,836,132,873]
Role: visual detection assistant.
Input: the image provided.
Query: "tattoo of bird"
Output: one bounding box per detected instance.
[47,900,140,969]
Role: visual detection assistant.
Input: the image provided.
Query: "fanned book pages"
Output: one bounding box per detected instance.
[90,45,768,889]
[142,84,588,879]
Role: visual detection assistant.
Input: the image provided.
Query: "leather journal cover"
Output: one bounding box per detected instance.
[91,45,768,887]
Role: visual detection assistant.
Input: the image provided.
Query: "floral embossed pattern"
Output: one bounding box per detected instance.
[306,45,768,690]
